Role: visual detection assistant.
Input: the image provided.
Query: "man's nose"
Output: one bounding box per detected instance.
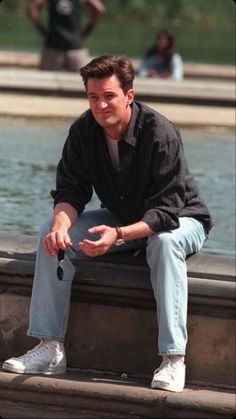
[98,100,108,109]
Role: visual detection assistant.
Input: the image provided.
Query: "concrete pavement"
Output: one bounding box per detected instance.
[0,91,235,128]
[0,67,234,105]
[0,65,235,127]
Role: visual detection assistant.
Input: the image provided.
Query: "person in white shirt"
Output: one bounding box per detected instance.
[138,29,183,81]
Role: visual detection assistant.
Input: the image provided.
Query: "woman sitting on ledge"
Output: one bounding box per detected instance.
[138,29,183,81]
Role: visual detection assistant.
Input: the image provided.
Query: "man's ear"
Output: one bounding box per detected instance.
[126,89,135,105]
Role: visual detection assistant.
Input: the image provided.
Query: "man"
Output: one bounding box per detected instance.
[2,55,212,392]
[28,0,105,71]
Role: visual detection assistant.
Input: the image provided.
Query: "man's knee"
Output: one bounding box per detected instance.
[147,230,185,261]
[149,231,176,249]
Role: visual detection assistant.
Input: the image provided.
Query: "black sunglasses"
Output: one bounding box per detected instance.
[57,249,65,281]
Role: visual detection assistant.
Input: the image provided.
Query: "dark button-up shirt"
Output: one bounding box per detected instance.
[51,101,213,233]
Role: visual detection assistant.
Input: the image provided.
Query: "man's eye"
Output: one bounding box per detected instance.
[105,94,115,100]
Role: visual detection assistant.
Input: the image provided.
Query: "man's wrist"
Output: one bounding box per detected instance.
[114,226,125,246]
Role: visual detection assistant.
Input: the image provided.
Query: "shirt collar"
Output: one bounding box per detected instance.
[89,101,139,147]
[121,101,139,147]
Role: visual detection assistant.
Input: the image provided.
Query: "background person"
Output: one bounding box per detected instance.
[28,0,106,72]
[2,55,212,393]
[138,29,183,81]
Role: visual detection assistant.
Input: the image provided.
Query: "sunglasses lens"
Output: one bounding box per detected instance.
[57,266,64,281]
[57,249,65,281]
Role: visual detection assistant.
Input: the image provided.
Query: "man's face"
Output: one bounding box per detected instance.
[87,74,134,135]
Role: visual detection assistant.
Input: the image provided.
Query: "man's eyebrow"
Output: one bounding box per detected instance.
[87,90,115,96]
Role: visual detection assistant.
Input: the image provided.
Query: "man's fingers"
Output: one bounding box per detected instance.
[82,238,103,248]
[43,236,57,256]
[43,231,72,256]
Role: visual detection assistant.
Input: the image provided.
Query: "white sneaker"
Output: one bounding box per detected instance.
[2,340,66,375]
[151,356,185,392]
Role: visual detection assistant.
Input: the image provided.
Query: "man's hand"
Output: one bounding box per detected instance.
[79,220,154,257]
[79,225,117,257]
[43,228,72,257]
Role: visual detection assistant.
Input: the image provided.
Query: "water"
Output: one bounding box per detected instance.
[0,117,235,256]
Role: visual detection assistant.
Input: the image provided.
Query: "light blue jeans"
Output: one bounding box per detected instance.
[28,209,207,355]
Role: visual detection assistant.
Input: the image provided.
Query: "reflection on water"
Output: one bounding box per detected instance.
[0,117,235,256]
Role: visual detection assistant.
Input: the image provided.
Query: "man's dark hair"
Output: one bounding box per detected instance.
[80,55,135,94]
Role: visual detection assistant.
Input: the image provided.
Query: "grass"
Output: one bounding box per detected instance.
[0,0,235,64]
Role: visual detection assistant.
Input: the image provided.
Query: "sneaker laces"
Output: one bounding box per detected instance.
[154,358,179,376]
[17,341,59,362]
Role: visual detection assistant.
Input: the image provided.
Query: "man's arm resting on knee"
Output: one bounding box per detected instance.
[79,221,155,258]
[118,221,155,242]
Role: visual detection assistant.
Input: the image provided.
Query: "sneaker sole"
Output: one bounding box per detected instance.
[2,362,67,375]
[151,380,184,392]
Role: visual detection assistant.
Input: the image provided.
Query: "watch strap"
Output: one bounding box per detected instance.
[115,226,125,246]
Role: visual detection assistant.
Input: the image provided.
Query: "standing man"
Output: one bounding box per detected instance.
[28,0,106,71]
[2,55,212,392]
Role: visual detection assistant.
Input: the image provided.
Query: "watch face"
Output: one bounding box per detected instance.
[115,238,125,246]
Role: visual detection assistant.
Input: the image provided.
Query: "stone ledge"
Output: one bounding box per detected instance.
[0,51,235,81]
[0,231,234,279]
[1,93,235,128]
[0,256,235,314]
[0,232,235,318]
[0,371,235,419]
[0,67,234,108]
